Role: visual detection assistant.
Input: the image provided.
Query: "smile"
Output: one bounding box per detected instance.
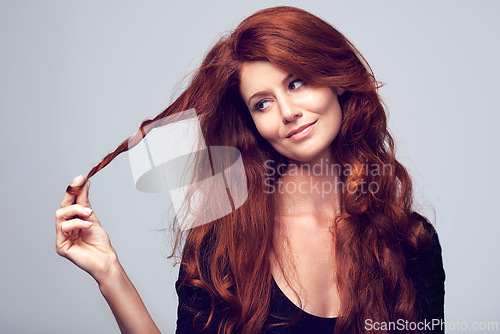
[286,120,317,141]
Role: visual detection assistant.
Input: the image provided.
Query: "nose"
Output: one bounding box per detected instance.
[280,98,302,124]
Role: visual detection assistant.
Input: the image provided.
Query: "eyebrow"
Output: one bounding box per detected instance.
[246,73,294,105]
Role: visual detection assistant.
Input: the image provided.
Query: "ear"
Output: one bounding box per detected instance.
[336,87,345,96]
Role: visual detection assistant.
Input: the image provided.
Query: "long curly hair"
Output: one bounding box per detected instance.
[68,6,433,334]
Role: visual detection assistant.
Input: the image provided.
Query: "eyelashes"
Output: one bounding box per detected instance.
[288,78,305,90]
[253,99,272,111]
[252,78,306,112]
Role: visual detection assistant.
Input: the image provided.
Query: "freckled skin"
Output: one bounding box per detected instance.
[239,61,343,163]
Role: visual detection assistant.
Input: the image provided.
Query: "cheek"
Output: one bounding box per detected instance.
[251,114,281,142]
[301,88,338,114]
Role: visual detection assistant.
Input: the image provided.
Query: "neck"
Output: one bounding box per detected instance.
[277,150,341,224]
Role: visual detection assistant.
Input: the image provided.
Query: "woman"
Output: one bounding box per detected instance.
[55,6,445,334]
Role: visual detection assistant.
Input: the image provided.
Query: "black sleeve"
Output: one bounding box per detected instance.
[175,264,218,334]
[406,221,446,333]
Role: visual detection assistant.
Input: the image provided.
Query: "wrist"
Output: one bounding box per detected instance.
[94,252,123,289]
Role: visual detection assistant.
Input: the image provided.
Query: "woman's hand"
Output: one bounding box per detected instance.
[55,175,161,333]
[55,175,117,283]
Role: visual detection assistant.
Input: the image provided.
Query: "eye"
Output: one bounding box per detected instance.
[288,78,305,90]
[253,99,272,112]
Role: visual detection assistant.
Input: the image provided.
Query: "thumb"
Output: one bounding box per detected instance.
[76,179,91,207]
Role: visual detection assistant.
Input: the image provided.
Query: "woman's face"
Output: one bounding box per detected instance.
[239,61,343,163]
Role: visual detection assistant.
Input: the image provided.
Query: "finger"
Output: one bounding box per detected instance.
[60,218,93,235]
[60,175,86,208]
[76,179,91,207]
[55,204,93,225]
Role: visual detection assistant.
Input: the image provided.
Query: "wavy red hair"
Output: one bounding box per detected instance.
[68,6,433,334]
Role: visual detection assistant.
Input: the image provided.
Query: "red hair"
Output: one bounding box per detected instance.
[68,6,433,334]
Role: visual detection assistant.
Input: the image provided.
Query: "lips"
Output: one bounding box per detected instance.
[286,120,317,138]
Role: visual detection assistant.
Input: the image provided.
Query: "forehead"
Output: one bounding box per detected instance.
[239,61,290,100]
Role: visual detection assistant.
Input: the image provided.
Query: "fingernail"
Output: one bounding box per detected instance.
[83,207,93,215]
[73,175,83,183]
[84,221,93,226]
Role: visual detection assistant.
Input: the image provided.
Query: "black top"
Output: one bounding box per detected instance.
[176,223,445,333]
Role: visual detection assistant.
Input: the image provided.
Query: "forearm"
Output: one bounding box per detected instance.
[97,257,160,334]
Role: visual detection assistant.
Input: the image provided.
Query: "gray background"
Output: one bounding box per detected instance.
[1,0,499,333]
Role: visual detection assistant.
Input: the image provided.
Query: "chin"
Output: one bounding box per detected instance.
[287,153,325,164]
[286,146,333,164]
